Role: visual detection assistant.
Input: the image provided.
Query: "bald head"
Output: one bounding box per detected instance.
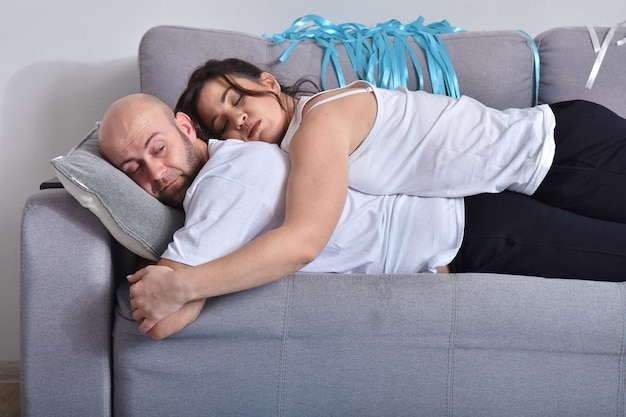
[99,93,208,207]
[100,93,176,163]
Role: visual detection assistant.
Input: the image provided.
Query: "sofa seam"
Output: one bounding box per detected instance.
[276,276,294,417]
[265,38,272,68]
[446,274,458,417]
[618,282,626,417]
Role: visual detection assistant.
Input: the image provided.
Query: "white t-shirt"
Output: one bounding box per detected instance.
[162,139,462,273]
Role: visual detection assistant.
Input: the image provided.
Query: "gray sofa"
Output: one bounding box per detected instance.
[21,23,626,416]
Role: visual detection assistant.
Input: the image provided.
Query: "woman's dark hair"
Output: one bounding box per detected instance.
[175,58,319,140]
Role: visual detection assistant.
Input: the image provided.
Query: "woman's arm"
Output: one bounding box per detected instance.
[129,189,347,334]
[130,92,375,335]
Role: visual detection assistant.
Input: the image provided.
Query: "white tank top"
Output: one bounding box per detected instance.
[281,80,556,198]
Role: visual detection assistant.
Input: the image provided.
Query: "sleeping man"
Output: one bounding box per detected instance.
[100,93,626,339]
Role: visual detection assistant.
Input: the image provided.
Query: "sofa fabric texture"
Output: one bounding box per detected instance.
[21,24,626,416]
[536,25,626,118]
[114,274,626,417]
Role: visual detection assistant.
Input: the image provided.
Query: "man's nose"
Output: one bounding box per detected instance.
[146,160,166,181]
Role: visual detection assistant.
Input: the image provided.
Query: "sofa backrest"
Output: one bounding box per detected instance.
[139,25,537,111]
[536,26,626,118]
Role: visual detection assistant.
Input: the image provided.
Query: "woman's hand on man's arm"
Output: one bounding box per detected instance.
[128,258,193,337]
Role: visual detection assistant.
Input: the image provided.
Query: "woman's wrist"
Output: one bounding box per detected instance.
[172,267,197,304]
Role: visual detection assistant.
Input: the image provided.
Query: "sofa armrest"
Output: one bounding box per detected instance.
[21,189,118,417]
[39,177,63,189]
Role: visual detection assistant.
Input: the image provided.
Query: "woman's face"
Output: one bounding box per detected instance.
[196,73,289,144]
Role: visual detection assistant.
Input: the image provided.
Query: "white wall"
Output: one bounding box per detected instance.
[1,0,625,361]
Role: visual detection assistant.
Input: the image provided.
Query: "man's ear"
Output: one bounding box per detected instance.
[259,72,281,93]
[174,111,197,138]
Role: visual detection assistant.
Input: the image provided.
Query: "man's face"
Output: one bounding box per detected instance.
[101,104,205,207]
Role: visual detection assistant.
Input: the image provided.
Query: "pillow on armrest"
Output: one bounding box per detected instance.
[50,125,184,261]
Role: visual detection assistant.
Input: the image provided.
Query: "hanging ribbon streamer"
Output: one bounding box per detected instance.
[517,30,540,106]
[264,15,465,97]
[585,21,626,89]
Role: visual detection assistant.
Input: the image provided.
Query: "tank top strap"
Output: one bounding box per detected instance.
[307,84,374,112]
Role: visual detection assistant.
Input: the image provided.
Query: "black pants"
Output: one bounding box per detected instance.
[451,101,626,281]
[534,100,626,223]
[450,191,626,281]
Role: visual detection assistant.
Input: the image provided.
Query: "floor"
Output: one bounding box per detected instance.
[0,383,20,417]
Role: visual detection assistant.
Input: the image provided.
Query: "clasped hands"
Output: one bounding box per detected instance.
[128,265,204,339]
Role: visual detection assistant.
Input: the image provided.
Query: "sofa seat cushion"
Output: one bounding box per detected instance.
[113,272,626,416]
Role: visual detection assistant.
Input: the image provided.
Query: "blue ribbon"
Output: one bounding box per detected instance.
[264,14,465,97]
[517,30,540,106]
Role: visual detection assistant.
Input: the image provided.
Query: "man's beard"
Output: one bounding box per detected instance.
[158,128,205,208]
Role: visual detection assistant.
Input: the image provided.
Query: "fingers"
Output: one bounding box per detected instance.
[126,264,180,337]
[148,300,207,340]
[128,280,141,301]
[130,307,157,334]
[127,271,155,333]
[139,319,157,334]
[129,291,152,332]
[127,266,150,284]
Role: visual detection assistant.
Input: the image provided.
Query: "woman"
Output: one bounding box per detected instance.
[177,58,626,223]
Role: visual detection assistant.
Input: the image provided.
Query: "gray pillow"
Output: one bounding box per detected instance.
[51,125,184,260]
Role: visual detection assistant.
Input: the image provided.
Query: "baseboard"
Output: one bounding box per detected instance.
[0,361,20,383]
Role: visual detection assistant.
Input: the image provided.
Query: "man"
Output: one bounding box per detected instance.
[100,94,626,340]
